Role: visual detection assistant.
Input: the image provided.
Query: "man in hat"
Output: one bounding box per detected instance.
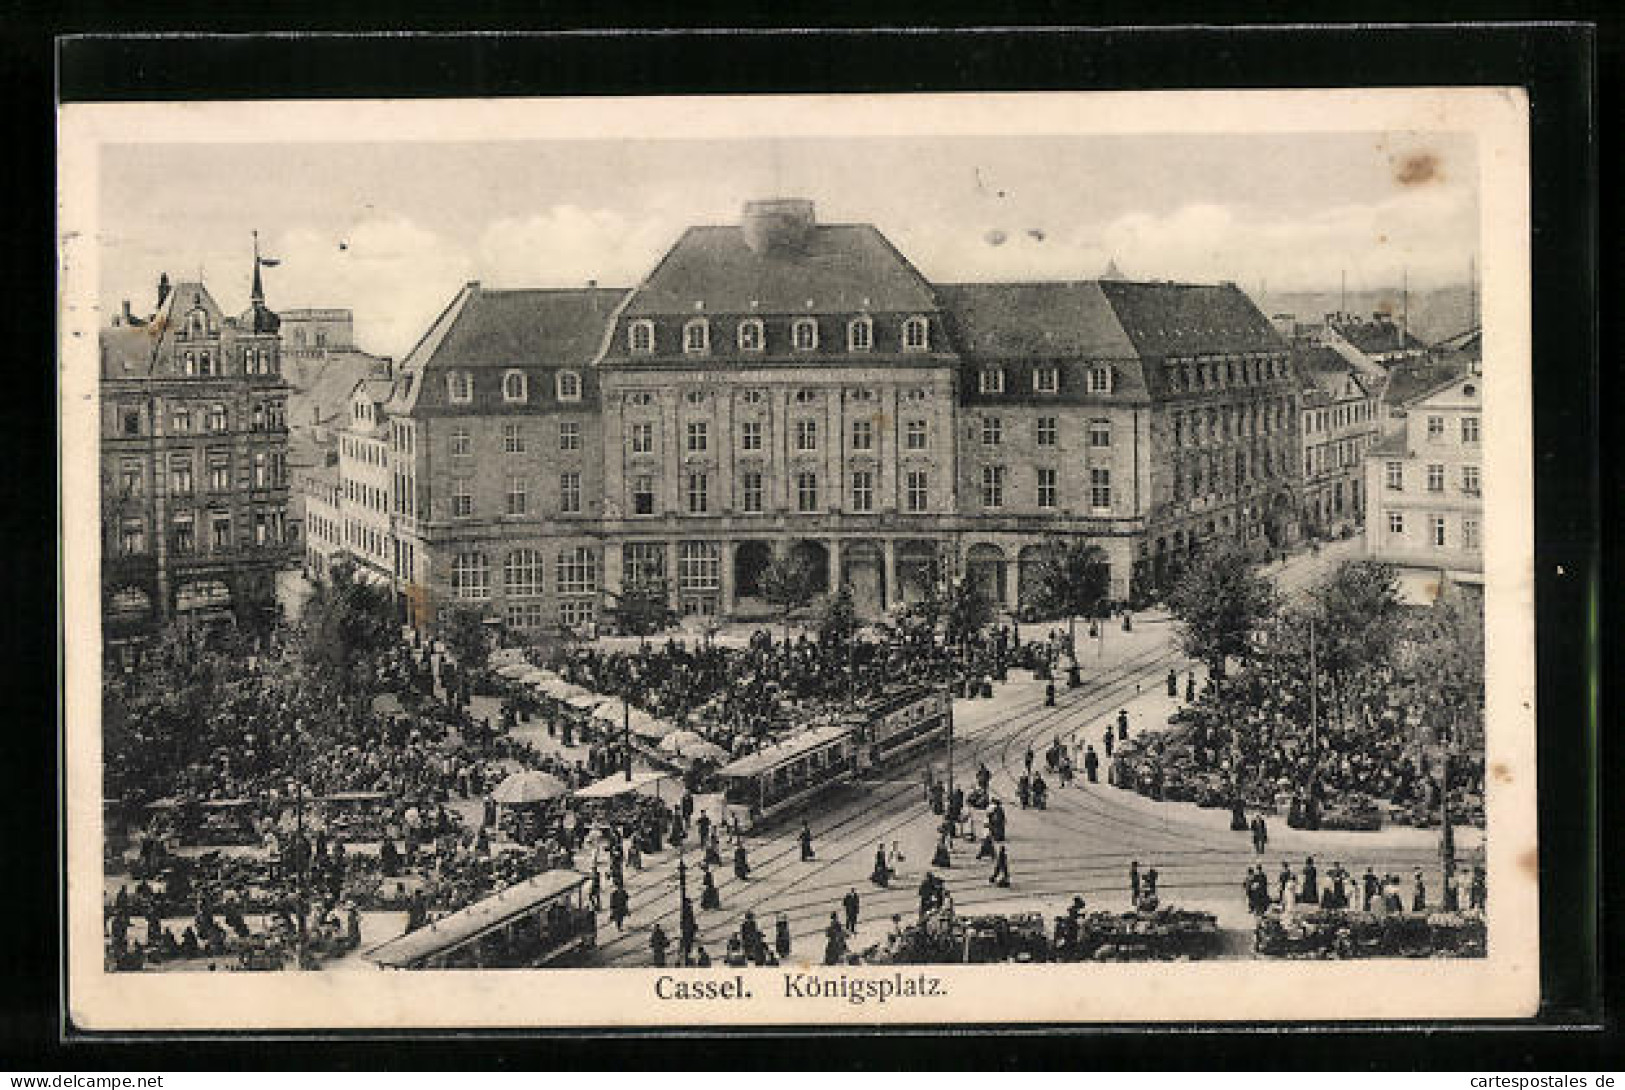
[843,887,861,935]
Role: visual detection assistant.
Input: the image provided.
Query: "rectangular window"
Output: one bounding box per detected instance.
[506,476,527,516]
[1090,467,1112,510]
[1036,467,1057,509]
[623,474,654,516]
[1461,465,1480,496]
[1033,366,1059,394]
[1426,415,1445,440]
[503,423,525,454]
[905,419,928,450]
[121,406,141,436]
[169,457,193,496]
[1426,464,1445,492]
[741,471,764,514]
[1385,461,1403,491]
[1088,420,1112,448]
[558,420,581,451]
[629,321,654,354]
[1462,518,1480,550]
[1431,515,1447,547]
[851,470,873,512]
[1035,417,1057,447]
[687,472,708,514]
[1388,512,1405,535]
[206,404,228,432]
[851,419,873,451]
[630,422,653,454]
[118,518,145,556]
[624,542,665,584]
[448,372,473,404]
[207,453,231,492]
[1462,416,1480,443]
[978,368,1005,394]
[906,470,928,513]
[797,471,820,512]
[981,417,1002,446]
[210,514,232,551]
[1087,366,1113,394]
[170,406,191,434]
[507,602,546,630]
[451,427,471,457]
[795,419,818,452]
[740,421,763,451]
[118,459,143,497]
[559,472,581,514]
[172,515,195,555]
[558,599,595,628]
[981,465,1004,509]
[686,421,708,453]
[556,548,598,594]
[679,542,720,593]
[452,480,472,518]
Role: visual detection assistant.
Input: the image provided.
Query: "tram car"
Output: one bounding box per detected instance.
[848,684,951,773]
[717,725,856,830]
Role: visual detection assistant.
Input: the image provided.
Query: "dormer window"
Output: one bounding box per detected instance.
[187,310,208,338]
[628,320,655,355]
[683,318,710,356]
[502,370,528,403]
[1033,366,1059,394]
[977,368,1005,395]
[902,316,929,352]
[738,319,764,353]
[1087,365,1114,394]
[792,318,819,351]
[556,370,582,402]
[847,317,873,352]
[447,371,474,404]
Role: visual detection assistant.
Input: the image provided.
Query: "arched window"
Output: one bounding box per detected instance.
[182,351,197,377]
[628,320,655,355]
[447,371,473,404]
[451,551,490,599]
[504,549,544,597]
[683,318,710,355]
[737,319,764,352]
[199,350,213,376]
[847,317,873,352]
[502,370,528,403]
[902,316,929,352]
[556,370,582,402]
[792,318,818,351]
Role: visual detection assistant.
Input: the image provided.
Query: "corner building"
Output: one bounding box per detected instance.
[375,200,1299,633]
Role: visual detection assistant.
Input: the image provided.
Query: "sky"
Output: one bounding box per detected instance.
[98,131,1479,359]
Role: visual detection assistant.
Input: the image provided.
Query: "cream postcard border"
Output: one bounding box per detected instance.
[59,87,1537,1029]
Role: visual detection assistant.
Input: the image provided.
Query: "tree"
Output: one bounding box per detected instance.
[440,603,491,673]
[1307,560,1405,727]
[300,559,395,677]
[607,577,674,646]
[1166,544,1279,677]
[818,585,859,650]
[1022,536,1111,653]
[943,576,995,651]
[761,550,815,641]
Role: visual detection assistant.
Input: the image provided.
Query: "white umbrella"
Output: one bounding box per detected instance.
[495,663,529,680]
[490,770,568,806]
[657,730,706,755]
[630,714,678,740]
[592,698,633,724]
[681,740,729,763]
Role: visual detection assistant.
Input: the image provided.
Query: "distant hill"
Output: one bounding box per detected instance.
[1258,284,1478,347]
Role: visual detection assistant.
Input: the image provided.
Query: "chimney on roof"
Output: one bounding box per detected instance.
[120,300,133,326]
[742,198,815,256]
[156,272,171,309]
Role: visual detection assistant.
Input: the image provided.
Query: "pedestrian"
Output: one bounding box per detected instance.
[977,822,996,860]
[1144,866,1159,902]
[1031,774,1048,810]
[775,912,792,960]
[694,943,711,968]
[1300,856,1319,904]
[1251,815,1269,855]
[1045,682,1056,707]
[679,898,698,964]
[843,887,861,934]
[1103,726,1114,759]
[1117,708,1129,740]
[588,869,602,913]
[1363,867,1380,912]
[649,922,669,968]
[990,845,1011,888]
[1024,748,1035,774]
[1130,860,1141,904]
[1470,865,1487,911]
[733,843,751,881]
[696,811,711,848]
[1186,672,1197,702]
[932,832,953,869]
[1083,745,1100,784]
[1412,868,1427,913]
[988,800,1006,842]
[823,912,848,966]
[799,822,815,861]
[701,864,721,911]
[609,884,629,932]
[1167,669,1178,698]
[1017,774,1031,809]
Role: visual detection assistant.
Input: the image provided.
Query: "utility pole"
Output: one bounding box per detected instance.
[1306,615,1320,829]
[944,681,956,801]
[623,698,632,782]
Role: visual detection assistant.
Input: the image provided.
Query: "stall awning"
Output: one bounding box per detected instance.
[363,870,589,968]
[572,770,676,800]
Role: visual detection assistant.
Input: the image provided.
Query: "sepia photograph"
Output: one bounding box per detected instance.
[58,87,1538,1029]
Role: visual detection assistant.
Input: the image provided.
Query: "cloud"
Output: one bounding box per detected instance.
[268,215,473,358]
[476,205,678,290]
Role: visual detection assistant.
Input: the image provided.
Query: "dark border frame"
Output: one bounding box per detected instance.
[9,19,1606,1069]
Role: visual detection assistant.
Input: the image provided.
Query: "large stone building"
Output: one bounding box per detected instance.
[1293,342,1384,538]
[1362,367,1484,603]
[309,200,1302,635]
[100,265,293,643]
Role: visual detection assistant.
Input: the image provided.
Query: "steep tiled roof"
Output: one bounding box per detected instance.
[935,281,1138,359]
[1331,316,1426,355]
[1096,280,1286,359]
[622,225,938,316]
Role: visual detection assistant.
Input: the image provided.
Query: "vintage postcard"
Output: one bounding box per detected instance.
[60,87,1537,1029]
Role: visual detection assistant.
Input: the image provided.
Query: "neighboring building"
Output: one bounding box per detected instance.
[100,265,293,644]
[300,460,344,577]
[1326,310,1429,366]
[336,378,399,587]
[327,200,1301,636]
[1293,343,1383,538]
[1363,368,1484,604]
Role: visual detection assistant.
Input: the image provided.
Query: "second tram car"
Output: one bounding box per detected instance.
[851,685,951,772]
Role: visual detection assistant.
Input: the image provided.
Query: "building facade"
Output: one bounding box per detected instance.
[306,200,1303,636]
[100,268,293,642]
[1362,369,1484,603]
[1294,343,1383,537]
